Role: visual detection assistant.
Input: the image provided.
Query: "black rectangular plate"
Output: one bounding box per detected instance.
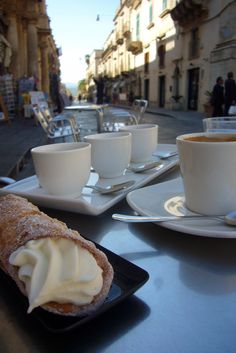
[1,241,149,333]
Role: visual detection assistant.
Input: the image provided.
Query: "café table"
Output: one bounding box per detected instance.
[0,168,236,353]
[64,104,105,133]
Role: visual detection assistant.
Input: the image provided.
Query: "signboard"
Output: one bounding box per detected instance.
[29,91,48,108]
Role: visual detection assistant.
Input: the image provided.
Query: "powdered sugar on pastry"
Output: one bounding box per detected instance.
[9,238,103,313]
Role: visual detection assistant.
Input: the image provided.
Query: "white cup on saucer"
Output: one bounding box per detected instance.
[84,132,131,178]
[177,132,236,215]
[120,124,158,163]
[31,142,91,197]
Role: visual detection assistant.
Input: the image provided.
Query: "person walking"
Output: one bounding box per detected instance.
[211,76,224,117]
[93,76,104,105]
[224,72,236,116]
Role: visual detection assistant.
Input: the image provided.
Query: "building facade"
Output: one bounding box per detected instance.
[86,0,236,112]
[0,0,60,116]
[85,49,103,102]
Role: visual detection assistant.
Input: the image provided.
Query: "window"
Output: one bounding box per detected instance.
[189,28,200,59]
[149,1,153,23]
[162,0,167,10]
[136,13,140,40]
[158,45,165,68]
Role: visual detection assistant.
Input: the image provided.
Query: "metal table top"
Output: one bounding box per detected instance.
[64,104,105,111]
[1,169,236,353]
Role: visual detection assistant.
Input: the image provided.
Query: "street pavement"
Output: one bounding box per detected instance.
[0,104,204,182]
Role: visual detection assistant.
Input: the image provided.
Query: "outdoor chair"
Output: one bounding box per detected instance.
[132,99,148,122]
[101,99,148,132]
[40,106,80,140]
[102,107,138,132]
[32,107,80,142]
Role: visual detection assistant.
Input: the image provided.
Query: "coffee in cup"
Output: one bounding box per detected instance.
[176,132,236,215]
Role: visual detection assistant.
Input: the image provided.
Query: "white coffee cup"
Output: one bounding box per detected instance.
[84,132,131,178]
[31,142,91,196]
[176,132,236,215]
[120,124,158,162]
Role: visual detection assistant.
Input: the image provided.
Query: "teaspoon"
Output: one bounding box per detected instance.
[156,151,178,159]
[128,161,163,173]
[85,180,135,194]
[112,212,236,226]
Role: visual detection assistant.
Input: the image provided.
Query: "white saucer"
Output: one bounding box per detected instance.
[1,144,178,216]
[126,177,236,238]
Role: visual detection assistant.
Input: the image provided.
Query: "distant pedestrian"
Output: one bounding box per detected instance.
[69,94,73,105]
[128,90,134,106]
[78,94,82,103]
[224,72,236,116]
[93,76,104,105]
[112,89,119,105]
[211,76,224,117]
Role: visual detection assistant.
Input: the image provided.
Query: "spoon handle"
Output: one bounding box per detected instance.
[128,161,162,173]
[157,151,178,159]
[112,213,222,223]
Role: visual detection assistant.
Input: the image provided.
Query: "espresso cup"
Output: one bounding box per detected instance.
[31,142,91,196]
[84,132,131,178]
[176,132,236,215]
[120,124,158,162]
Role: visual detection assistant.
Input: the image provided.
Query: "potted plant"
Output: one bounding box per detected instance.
[171,95,183,110]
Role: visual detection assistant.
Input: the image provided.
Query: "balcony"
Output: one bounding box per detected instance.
[116,31,124,45]
[170,0,208,27]
[129,0,142,9]
[102,45,113,58]
[127,41,143,55]
[111,41,118,51]
[123,23,131,38]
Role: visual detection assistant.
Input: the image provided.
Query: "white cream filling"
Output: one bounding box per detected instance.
[9,238,103,313]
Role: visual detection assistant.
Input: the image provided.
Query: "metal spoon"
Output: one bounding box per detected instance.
[156,151,178,159]
[0,177,16,185]
[112,213,236,225]
[128,161,163,173]
[85,180,135,194]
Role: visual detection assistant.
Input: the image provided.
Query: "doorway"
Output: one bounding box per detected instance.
[188,68,199,110]
[159,75,165,107]
[144,79,149,101]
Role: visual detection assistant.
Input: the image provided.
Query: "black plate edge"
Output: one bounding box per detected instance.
[1,241,149,333]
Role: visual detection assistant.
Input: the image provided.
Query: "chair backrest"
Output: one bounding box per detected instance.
[32,106,49,133]
[40,106,54,123]
[33,106,80,142]
[133,99,148,121]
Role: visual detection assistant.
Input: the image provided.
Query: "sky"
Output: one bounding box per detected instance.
[46,0,119,85]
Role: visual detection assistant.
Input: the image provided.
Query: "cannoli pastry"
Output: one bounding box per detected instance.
[0,194,114,316]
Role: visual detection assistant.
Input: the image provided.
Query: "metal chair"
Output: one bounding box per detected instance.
[101,100,148,132]
[40,106,80,140]
[132,99,148,122]
[32,107,80,142]
[102,107,138,132]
